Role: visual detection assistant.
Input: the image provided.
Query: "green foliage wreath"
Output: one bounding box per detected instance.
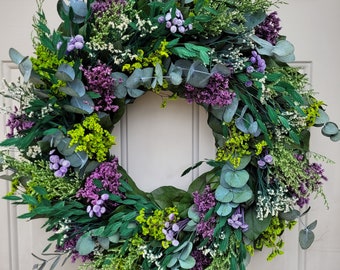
[1,0,339,269]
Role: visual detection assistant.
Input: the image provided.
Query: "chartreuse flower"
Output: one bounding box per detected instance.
[67,114,116,162]
[304,98,324,127]
[216,122,252,167]
[251,216,296,261]
[136,206,179,249]
[31,45,74,96]
[122,40,171,73]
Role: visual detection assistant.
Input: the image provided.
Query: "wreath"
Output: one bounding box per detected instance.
[1,0,339,269]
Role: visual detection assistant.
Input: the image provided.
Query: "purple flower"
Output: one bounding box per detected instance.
[185,73,235,107]
[255,11,282,45]
[91,0,127,17]
[160,8,191,34]
[257,159,266,168]
[227,206,248,232]
[249,51,266,73]
[77,157,123,207]
[6,106,35,138]
[81,63,119,113]
[192,250,212,270]
[264,154,273,164]
[245,80,253,87]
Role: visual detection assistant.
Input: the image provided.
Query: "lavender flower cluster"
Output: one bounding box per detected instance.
[257,154,274,169]
[57,35,85,53]
[158,8,192,34]
[161,213,184,247]
[49,150,71,177]
[6,106,34,138]
[81,63,119,112]
[185,73,235,107]
[192,185,216,239]
[77,157,123,217]
[255,11,282,45]
[245,51,267,87]
[227,206,248,232]
[87,193,110,218]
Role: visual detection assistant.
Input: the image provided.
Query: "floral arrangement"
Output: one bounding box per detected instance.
[1,0,339,269]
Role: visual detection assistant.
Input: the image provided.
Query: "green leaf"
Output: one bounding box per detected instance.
[223,170,249,188]
[108,233,120,243]
[187,205,200,223]
[3,195,21,201]
[244,207,272,241]
[279,209,300,221]
[98,237,110,250]
[76,235,95,255]
[299,228,315,249]
[179,241,193,261]
[266,104,278,124]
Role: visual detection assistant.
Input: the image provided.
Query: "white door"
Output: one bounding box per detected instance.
[1,1,340,269]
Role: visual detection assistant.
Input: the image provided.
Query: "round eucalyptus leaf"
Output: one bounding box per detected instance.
[108,233,120,243]
[70,94,95,114]
[179,256,196,269]
[9,47,24,64]
[314,109,329,126]
[321,122,339,136]
[232,185,253,204]
[223,97,239,123]
[66,151,88,168]
[55,64,75,82]
[57,137,76,156]
[215,185,233,203]
[330,130,340,142]
[223,170,249,188]
[216,203,233,216]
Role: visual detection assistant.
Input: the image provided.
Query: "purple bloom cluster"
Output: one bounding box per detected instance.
[91,0,126,16]
[257,154,273,169]
[193,185,217,239]
[162,214,188,247]
[6,106,35,138]
[49,150,71,177]
[77,157,123,204]
[191,250,212,270]
[87,193,110,218]
[227,206,248,232]
[57,35,85,53]
[255,11,282,45]
[185,73,235,107]
[158,8,192,34]
[81,63,119,112]
[250,51,266,73]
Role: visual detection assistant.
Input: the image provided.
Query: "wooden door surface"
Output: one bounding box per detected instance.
[1,0,339,269]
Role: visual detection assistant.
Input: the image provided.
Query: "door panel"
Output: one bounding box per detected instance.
[1,0,339,269]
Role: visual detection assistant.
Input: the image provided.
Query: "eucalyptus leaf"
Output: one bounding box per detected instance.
[216,202,233,216]
[57,137,76,156]
[223,97,239,123]
[174,59,192,77]
[186,61,210,88]
[155,63,163,86]
[321,122,339,136]
[215,185,233,203]
[108,233,120,243]
[55,64,75,82]
[114,84,128,99]
[9,47,25,64]
[330,131,340,142]
[232,185,253,204]
[179,241,193,261]
[299,228,315,249]
[66,151,88,168]
[179,256,196,269]
[187,205,200,223]
[314,109,329,126]
[127,88,145,98]
[307,220,317,230]
[19,57,33,82]
[60,79,86,97]
[223,170,249,188]
[279,209,300,221]
[70,94,95,114]
[98,237,110,250]
[76,235,95,255]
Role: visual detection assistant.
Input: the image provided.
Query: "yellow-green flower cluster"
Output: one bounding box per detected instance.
[122,40,171,73]
[67,114,116,162]
[304,99,324,127]
[216,123,252,167]
[136,207,179,249]
[31,45,73,95]
[252,216,296,261]
[254,140,268,155]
